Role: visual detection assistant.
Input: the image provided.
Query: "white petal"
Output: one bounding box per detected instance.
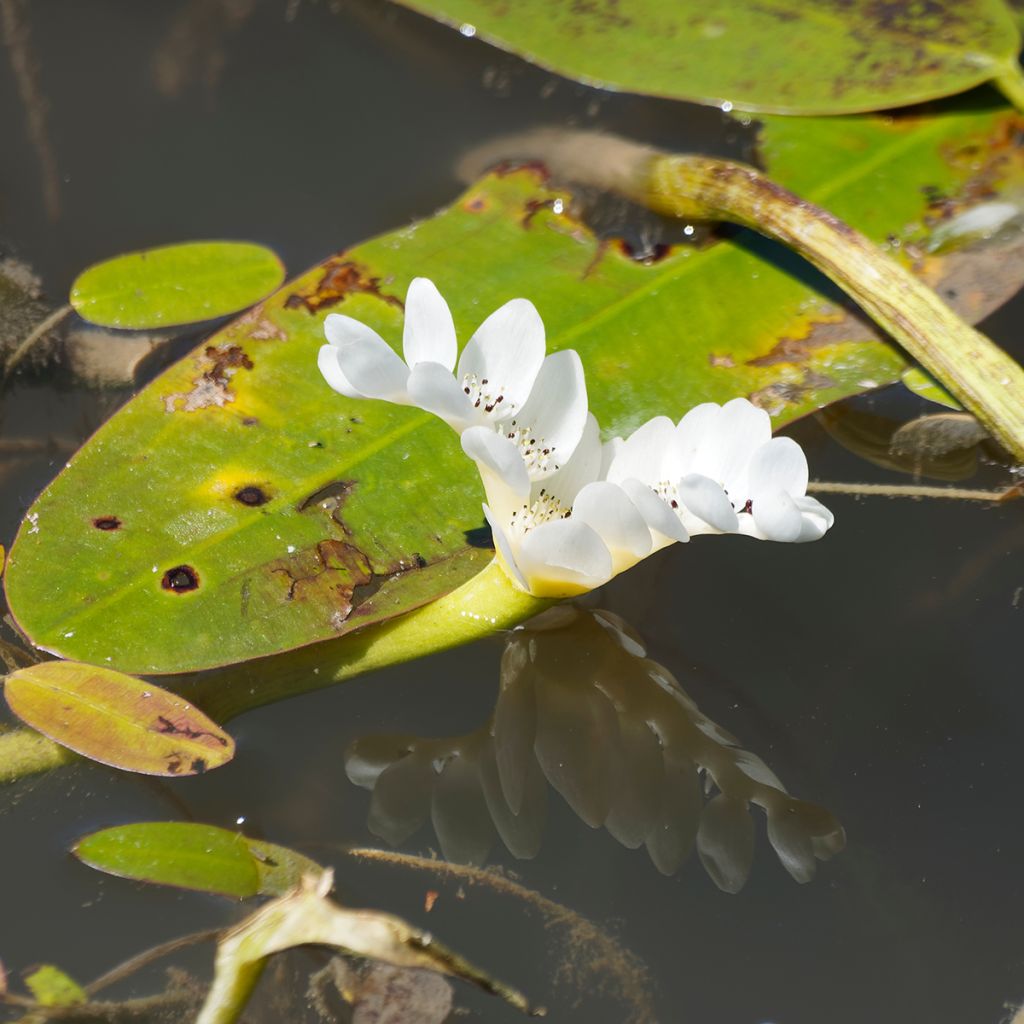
[747,436,809,498]
[407,361,474,432]
[482,503,529,592]
[600,436,624,478]
[571,481,652,570]
[692,398,771,497]
[677,474,740,533]
[666,403,722,479]
[620,478,689,545]
[322,313,410,403]
[542,413,603,510]
[518,519,612,597]
[751,489,804,542]
[793,494,834,542]
[402,277,457,370]
[462,426,530,499]
[606,416,675,486]
[458,298,545,419]
[317,343,363,399]
[509,349,588,478]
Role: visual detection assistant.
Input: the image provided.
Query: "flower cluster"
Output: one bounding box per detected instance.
[319,278,834,597]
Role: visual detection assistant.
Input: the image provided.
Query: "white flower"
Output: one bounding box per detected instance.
[607,398,834,544]
[318,277,588,481]
[317,279,835,599]
[460,415,655,597]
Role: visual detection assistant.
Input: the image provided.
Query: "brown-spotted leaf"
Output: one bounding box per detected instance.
[3,661,234,775]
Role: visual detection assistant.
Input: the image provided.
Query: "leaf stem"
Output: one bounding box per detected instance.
[641,154,1024,463]
[993,60,1024,115]
[0,561,549,785]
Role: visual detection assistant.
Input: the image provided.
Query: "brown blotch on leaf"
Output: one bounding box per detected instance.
[284,258,404,314]
[92,516,122,531]
[164,344,254,413]
[162,565,200,593]
[234,485,270,507]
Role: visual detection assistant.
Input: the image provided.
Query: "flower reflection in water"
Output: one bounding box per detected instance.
[346,607,845,893]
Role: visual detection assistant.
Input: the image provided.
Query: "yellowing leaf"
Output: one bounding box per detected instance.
[24,965,86,1007]
[3,662,234,776]
[70,241,285,330]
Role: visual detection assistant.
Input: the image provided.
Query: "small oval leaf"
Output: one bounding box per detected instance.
[73,822,324,898]
[69,241,285,329]
[3,661,234,775]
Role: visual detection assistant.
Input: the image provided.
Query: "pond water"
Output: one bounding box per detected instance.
[1,2,1023,1022]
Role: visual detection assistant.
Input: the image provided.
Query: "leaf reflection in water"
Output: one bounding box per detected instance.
[346,607,845,893]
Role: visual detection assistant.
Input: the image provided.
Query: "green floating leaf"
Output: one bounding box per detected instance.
[70,241,285,330]
[3,662,234,776]
[6,103,1024,674]
[395,0,1022,114]
[901,367,964,410]
[24,965,87,1007]
[73,822,324,899]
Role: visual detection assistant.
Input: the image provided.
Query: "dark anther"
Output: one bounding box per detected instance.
[234,485,270,507]
[670,499,678,509]
[162,565,200,593]
[92,516,122,531]
[741,499,753,514]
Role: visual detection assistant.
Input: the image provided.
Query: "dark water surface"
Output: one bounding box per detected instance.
[1,3,1023,1022]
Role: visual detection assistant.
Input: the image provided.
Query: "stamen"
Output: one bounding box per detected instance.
[461,372,513,418]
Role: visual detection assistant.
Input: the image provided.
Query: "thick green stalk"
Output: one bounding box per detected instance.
[0,559,548,783]
[641,154,1024,462]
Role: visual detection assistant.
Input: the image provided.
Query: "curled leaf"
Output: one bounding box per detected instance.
[73,822,324,899]
[3,661,234,776]
[195,873,532,1024]
[70,241,285,329]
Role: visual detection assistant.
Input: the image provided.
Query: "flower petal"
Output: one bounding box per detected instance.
[407,361,473,431]
[322,313,411,403]
[677,473,740,533]
[509,349,588,478]
[793,494,835,541]
[518,519,613,597]
[747,436,809,498]
[666,403,722,480]
[317,343,363,399]
[692,398,771,497]
[571,481,652,569]
[402,277,457,370]
[620,478,690,545]
[483,503,530,592]
[543,413,604,510]
[751,489,804,542]
[606,416,675,486]
[462,426,530,499]
[458,298,545,419]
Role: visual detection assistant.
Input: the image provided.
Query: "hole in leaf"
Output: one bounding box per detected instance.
[162,565,200,593]
[92,516,122,531]
[234,485,270,507]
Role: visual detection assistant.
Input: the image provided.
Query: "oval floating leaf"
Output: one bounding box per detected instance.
[73,822,324,898]
[395,0,1023,114]
[3,661,234,775]
[70,241,285,330]
[7,104,1024,673]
